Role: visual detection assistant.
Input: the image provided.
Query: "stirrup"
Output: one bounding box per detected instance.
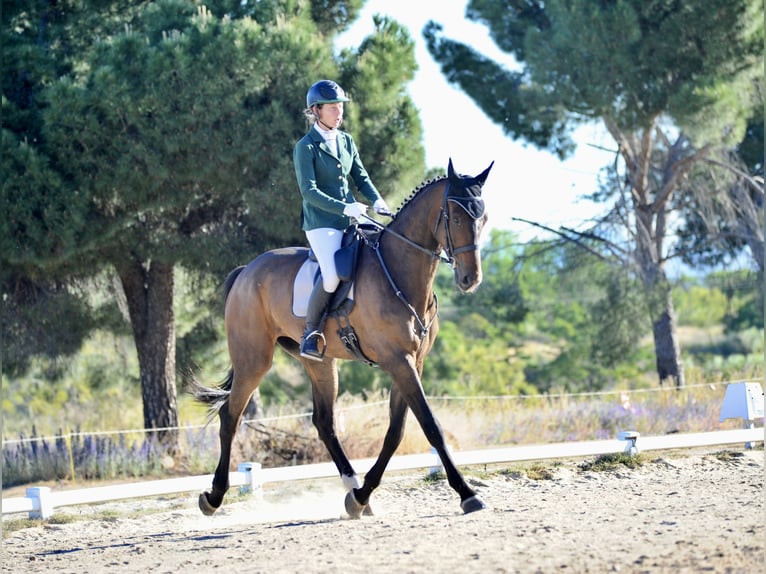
[300,330,326,361]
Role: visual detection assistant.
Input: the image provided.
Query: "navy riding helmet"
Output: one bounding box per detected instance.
[306,80,349,108]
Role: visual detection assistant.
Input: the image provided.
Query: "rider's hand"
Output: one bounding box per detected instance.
[373,199,392,217]
[343,202,368,220]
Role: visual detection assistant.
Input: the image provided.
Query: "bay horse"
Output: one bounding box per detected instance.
[194,159,493,517]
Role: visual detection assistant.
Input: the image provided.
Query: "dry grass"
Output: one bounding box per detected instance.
[223,382,746,468]
[3,381,755,490]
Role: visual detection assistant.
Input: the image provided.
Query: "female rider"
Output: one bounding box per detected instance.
[293,80,390,360]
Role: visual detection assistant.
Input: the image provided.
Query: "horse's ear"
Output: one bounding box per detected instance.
[476,161,494,186]
[447,158,456,180]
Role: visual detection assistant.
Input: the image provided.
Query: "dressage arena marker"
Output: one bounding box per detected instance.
[719,382,764,449]
[3,427,762,520]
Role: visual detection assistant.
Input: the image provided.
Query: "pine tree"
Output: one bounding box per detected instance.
[425,0,763,387]
[2,0,426,442]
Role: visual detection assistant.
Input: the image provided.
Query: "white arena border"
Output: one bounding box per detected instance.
[3,427,762,520]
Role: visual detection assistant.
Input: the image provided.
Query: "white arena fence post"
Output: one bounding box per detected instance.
[26,487,54,520]
[237,461,263,499]
[618,431,640,455]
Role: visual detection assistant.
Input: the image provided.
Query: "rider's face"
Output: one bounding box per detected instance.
[316,102,343,128]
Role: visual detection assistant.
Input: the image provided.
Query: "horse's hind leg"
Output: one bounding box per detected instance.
[199,385,238,515]
[345,385,409,518]
[302,359,361,494]
[200,357,272,516]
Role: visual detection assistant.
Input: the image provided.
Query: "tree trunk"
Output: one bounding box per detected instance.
[733,177,764,273]
[116,258,179,451]
[607,118,689,389]
[634,218,686,389]
[651,285,685,389]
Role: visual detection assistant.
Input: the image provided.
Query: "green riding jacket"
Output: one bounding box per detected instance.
[293,127,382,231]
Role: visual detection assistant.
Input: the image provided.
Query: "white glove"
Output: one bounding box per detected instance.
[373,199,392,216]
[343,202,368,220]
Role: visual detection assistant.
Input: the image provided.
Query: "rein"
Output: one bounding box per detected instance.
[355,182,485,339]
[354,221,438,338]
[360,181,485,265]
[359,216,450,264]
[371,241,437,338]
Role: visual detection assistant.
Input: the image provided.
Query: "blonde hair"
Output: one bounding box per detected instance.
[303,106,318,125]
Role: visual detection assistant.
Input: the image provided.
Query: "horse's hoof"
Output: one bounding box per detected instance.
[460,495,487,514]
[199,492,219,516]
[344,490,365,519]
[362,502,375,516]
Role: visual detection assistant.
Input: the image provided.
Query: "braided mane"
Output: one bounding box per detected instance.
[392,175,447,219]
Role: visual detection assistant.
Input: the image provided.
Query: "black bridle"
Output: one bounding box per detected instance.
[436,181,487,266]
[358,180,486,338]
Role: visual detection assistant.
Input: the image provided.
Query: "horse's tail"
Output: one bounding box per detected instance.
[190,266,244,417]
[190,368,234,418]
[223,265,246,303]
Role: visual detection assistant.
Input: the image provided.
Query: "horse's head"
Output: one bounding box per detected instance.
[439,159,493,293]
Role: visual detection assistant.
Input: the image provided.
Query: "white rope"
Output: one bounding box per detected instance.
[2,379,757,447]
[427,381,733,401]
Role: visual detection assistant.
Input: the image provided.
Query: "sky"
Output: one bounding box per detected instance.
[336,0,617,241]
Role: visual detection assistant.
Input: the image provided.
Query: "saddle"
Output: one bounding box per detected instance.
[292,224,382,366]
[293,224,377,315]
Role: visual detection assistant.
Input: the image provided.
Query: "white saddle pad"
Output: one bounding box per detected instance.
[292,259,354,317]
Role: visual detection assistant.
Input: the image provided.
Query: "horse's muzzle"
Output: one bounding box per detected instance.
[454,267,482,293]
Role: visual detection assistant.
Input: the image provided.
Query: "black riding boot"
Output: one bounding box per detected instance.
[300,281,333,361]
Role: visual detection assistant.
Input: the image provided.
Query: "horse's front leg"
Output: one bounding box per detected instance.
[377,356,486,515]
[345,385,409,518]
[410,391,486,514]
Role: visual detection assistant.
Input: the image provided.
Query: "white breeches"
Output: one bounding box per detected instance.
[306,227,343,292]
